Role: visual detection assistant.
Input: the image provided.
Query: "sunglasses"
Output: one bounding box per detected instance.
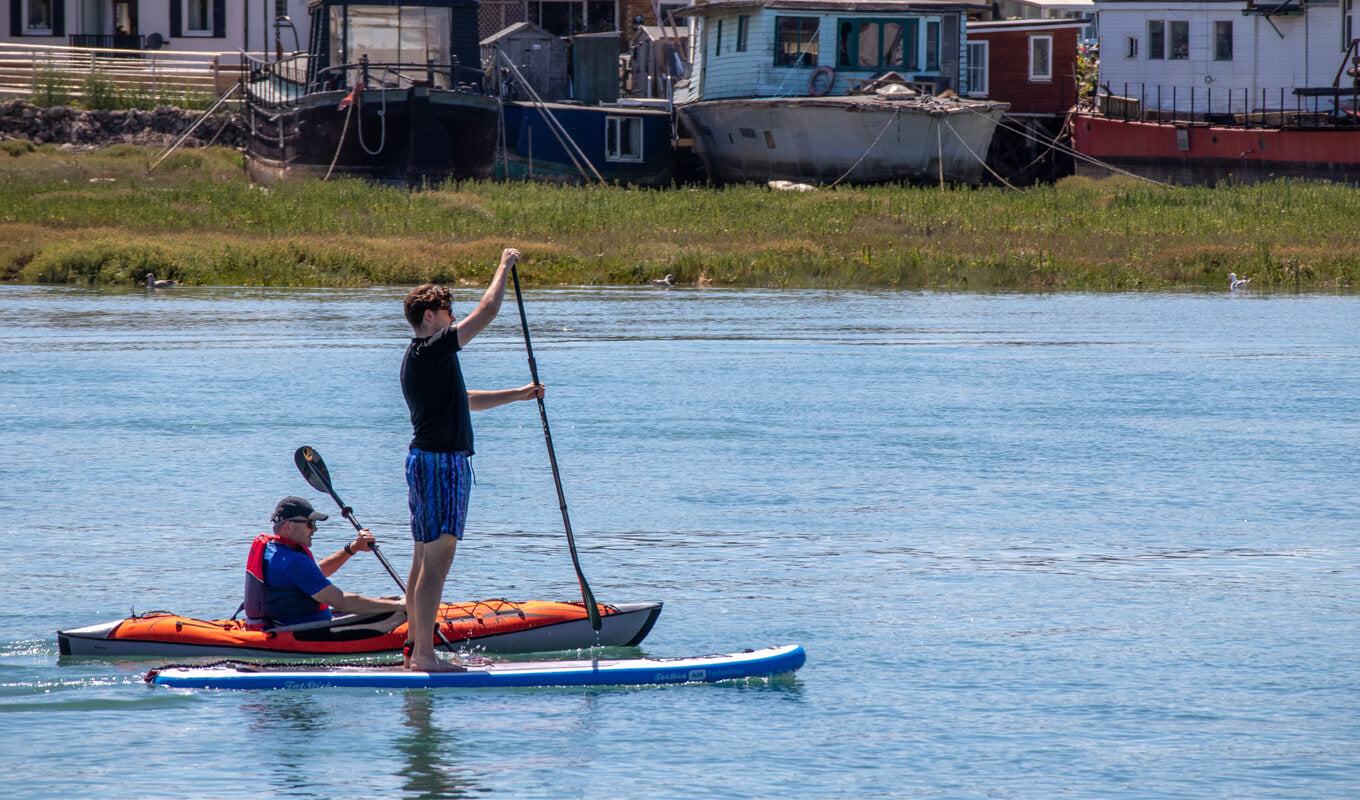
[291,518,317,530]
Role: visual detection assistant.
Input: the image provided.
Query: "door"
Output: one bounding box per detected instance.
[113,0,139,47]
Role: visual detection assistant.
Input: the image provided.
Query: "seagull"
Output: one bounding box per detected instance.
[146,272,179,289]
[651,274,674,287]
[1228,272,1251,291]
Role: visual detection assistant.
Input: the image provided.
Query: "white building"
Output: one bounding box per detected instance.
[1095,0,1360,113]
[5,0,299,55]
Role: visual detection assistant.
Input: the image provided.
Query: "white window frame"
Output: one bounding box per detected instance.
[24,0,54,35]
[1213,19,1233,61]
[1125,35,1139,58]
[1029,34,1052,81]
[965,39,988,97]
[183,0,214,36]
[605,115,644,163]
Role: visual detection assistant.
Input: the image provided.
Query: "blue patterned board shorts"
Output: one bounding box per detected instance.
[406,449,472,543]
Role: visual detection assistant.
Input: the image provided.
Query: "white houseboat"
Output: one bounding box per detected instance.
[1074,0,1360,184]
[673,0,1009,185]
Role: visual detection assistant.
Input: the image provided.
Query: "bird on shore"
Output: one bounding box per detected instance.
[1228,272,1251,291]
[146,272,179,289]
[651,274,674,288]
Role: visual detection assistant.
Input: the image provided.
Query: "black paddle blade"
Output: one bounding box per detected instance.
[294,446,334,495]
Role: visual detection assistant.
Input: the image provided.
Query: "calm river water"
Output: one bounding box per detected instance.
[1,285,1357,799]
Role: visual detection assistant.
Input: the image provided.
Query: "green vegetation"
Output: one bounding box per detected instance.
[2,143,1358,290]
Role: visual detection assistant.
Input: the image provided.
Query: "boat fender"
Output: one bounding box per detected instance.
[808,66,835,97]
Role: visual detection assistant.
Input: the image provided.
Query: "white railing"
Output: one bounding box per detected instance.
[0,42,254,105]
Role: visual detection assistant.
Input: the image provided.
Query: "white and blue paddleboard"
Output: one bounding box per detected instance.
[146,645,806,690]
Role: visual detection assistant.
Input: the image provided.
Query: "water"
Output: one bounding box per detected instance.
[2,285,1358,799]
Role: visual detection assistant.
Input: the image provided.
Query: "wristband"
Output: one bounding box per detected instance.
[344,543,354,556]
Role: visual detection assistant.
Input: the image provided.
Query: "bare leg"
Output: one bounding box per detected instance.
[406,534,463,672]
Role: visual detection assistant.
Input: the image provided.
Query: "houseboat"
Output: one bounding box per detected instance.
[966,17,1085,183]
[482,23,676,184]
[1073,0,1360,184]
[673,0,1009,186]
[243,0,498,185]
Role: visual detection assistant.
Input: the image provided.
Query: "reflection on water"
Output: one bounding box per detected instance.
[396,691,479,800]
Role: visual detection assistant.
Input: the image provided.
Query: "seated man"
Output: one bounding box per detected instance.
[244,496,406,628]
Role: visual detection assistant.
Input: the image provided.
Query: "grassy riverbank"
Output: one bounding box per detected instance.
[3,141,1359,290]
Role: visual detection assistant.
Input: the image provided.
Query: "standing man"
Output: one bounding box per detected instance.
[400,248,543,672]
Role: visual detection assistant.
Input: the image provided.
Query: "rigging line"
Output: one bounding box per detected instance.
[323,97,354,181]
[958,101,1171,187]
[356,85,387,156]
[496,46,605,184]
[772,28,821,98]
[829,104,900,188]
[942,115,1018,190]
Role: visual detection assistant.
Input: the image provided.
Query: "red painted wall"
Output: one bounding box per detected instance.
[970,25,1080,115]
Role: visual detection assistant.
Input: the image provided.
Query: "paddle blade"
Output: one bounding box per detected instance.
[294,446,334,495]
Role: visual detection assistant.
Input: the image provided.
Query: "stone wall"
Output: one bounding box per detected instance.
[0,101,244,149]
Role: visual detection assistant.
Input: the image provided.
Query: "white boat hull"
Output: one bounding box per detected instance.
[679,95,1007,186]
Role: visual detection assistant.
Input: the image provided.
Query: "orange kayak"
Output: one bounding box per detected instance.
[58,599,662,658]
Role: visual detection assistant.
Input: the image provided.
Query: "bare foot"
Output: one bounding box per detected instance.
[406,657,467,673]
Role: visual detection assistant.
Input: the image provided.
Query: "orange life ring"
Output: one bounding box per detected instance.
[807,65,835,97]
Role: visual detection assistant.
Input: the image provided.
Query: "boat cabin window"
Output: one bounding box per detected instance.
[1147,20,1164,59]
[1213,20,1233,61]
[837,19,914,70]
[1147,19,1189,60]
[965,39,988,96]
[926,21,940,70]
[737,15,750,52]
[1029,34,1052,81]
[775,17,819,67]
[1169,21,1189,59]
[606,116,644,162]
[329,4,453,87]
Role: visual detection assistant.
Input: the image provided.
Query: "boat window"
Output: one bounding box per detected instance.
[837,19,916,70]
[775,16,819,67]
[1214,20,1233,60]
[1169,21,1189,59]
[1125,35,1139,59]
[606,116,644,162]
[737,15,750,52]
[965,39,988,96]
[1029,34,1052,81]
[330,5,453,87]
[1147,20,1165,60]
[925,21,939,70]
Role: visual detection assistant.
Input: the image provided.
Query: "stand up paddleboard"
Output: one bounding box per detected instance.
[146,645,806,690]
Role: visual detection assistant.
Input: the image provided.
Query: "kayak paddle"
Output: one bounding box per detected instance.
[509,265,603,631]
[293,445,459,652]
[294,445,407,590]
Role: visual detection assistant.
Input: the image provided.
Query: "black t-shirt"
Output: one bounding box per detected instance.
[400,326,474,454]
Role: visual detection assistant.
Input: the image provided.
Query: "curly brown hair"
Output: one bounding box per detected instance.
[403,284,452,329]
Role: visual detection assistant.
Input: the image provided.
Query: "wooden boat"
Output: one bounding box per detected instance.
[59,599,663,658]
[243,0,497,185]
[673,0,1007,186]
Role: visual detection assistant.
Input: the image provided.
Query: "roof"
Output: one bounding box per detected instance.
[677,0,989,17]
[969,18,1088,31]
[480,21,558,45]
[1006,0,1094,8]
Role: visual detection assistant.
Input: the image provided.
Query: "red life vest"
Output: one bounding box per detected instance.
[243,534,329,624]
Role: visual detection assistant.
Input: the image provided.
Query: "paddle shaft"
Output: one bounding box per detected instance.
[509,265,603,631]
[294,446,458,651]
